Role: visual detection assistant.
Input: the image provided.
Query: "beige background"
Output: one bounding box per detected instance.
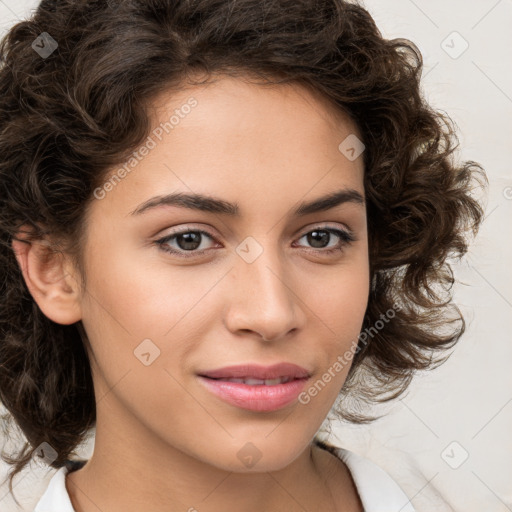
[1,1,511,511]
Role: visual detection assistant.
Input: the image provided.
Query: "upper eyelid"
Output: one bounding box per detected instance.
[297,223,353,236]
[158,222,352,238]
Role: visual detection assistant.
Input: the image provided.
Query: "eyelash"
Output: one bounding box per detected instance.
[155,225,356,259]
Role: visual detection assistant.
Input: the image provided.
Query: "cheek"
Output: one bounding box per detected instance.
[309,258,369,335]
[78,255,202,431]
[81,232,212,339]
[304,258,369,385]
[78,238,220,400]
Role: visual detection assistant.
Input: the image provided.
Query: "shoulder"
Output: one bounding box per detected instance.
[315,439,416,512]
[33,460,85,512]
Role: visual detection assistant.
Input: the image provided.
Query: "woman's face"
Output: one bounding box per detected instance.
[77,75,369,471]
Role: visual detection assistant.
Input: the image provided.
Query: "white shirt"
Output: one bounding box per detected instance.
[33,447,416,512]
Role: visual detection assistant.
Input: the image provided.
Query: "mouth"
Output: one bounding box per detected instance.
[196,363,311,412]
[197,362,311,381]
[201,376,298,385]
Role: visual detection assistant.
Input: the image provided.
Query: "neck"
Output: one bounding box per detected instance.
[66,448,337,512]
[65,418,341,512]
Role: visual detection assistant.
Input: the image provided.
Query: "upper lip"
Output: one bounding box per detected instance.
[198,363,311,380]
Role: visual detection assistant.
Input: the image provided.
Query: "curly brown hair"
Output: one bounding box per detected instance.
[0,0,485,500]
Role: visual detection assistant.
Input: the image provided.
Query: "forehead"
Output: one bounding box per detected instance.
[88,74,365,223]
[148,72,362,142]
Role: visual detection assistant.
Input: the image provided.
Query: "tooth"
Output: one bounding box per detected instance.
[244,378,266,385]
[264,378,283,385]
[220,377,293,385]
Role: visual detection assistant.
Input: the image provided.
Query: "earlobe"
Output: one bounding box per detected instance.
[11,230,82,325]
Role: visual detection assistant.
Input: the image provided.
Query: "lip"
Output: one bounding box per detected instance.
[198,363,311,380]
[197,375,310,412]
[197,363,311,412]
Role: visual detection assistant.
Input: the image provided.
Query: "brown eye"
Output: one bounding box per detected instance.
[156,229,218,257]
[295,227,355,255]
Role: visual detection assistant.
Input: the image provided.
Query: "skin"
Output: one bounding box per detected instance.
[12,75,368,512]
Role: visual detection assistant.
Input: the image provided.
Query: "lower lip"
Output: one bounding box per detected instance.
[197,376,309,412]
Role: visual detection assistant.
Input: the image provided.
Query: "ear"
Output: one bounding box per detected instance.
[11,227,82,325]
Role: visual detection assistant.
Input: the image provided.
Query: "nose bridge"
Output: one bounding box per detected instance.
[226,236,302,339]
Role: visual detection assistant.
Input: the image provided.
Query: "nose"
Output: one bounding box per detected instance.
[223,242,306,342]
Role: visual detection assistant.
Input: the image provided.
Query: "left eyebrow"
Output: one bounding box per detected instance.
[129,188,365,217]
[293,188,365,216]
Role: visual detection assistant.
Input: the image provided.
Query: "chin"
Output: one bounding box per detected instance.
[198,435,310,473]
